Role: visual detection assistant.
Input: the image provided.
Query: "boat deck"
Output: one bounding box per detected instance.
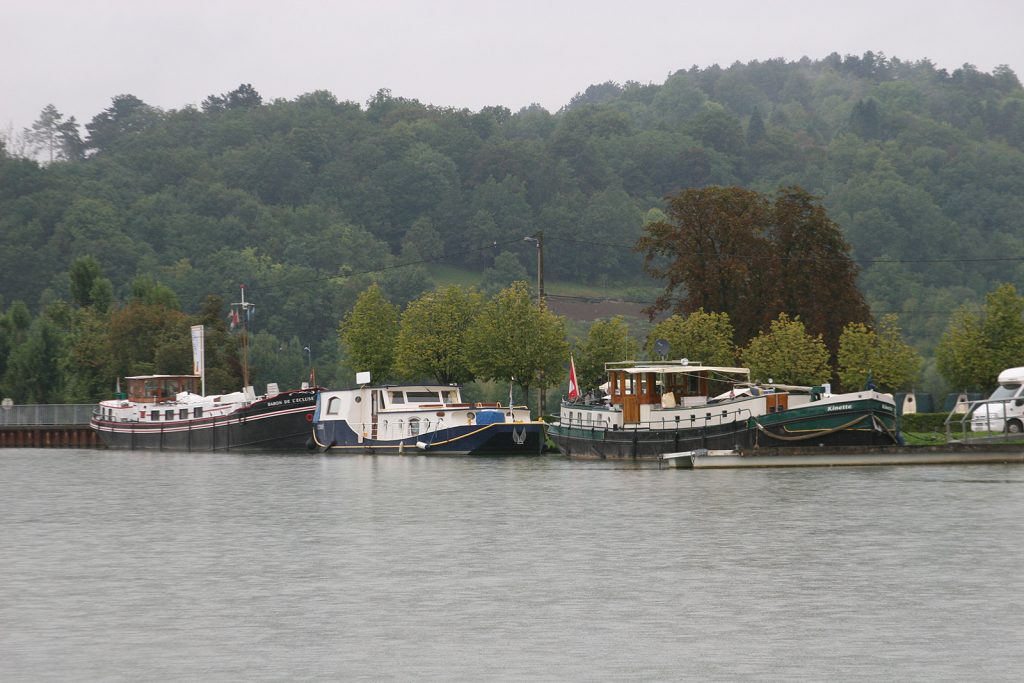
[662,444,1024,468]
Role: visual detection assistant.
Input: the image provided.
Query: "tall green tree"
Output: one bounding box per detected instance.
[979,283,1024,372]
[69,255,113,310]
[936,283,1024,390]
[107,300,192,381]
[464,282,568,416]
[0,301,32,387]
[339,284,399,383]
[740,313,831,386]
[746,106,767,144]
[3,316,64,402]
[26,104,64,163]
[934,307,988,391]
[645,309,736,366]
[247,332,307,390]
[61,307,116,402]
[393,286,483,384]
[202,83,264,113]
[574,316,639,390]
[56,116,85,161]
[479,251,529,297]
[85,94,159,153]
[837,314,923,392]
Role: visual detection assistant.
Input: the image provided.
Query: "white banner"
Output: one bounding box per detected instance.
[191,324,205,376]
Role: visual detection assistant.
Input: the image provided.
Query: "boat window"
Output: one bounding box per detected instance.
[422,418,430,431]
[165,409,175,420]
[327,396,341,415]
[179,409,188,420]
[409,418,420,435]
[193,407,203,418]
[390,392,405,405]
[688,374,700,394]
[150,411,159,421]
[407,391,439,403]
[444,390,458,404]
[624,375,634,395]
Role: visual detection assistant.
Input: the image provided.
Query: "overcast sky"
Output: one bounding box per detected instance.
[3,0,1023,135]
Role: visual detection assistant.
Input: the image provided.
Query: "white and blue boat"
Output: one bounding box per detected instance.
[312,375,546,455]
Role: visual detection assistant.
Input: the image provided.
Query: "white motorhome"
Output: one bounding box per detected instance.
[970,367,1024,433]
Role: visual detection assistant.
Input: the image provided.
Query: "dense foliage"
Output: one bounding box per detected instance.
[572,316,640,390]
[837,315,924,391]
[3,53,1024,400]
[637,185,868,350]
[644,310,737,367]
[935,283,1024,390]
[740,313,832,386]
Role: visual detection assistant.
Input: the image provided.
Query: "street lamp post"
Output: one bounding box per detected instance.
[523,231,546,417]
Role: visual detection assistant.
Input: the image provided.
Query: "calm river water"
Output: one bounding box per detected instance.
[1,448,1022,681]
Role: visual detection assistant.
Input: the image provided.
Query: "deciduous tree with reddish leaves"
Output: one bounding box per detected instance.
[637,185,869,355]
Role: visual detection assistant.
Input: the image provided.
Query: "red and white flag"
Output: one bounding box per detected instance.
[568,355,579,400]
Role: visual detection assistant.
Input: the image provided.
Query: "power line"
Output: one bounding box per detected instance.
[542,292,966,319]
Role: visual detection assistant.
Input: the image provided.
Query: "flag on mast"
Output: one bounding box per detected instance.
[568,355,579,400]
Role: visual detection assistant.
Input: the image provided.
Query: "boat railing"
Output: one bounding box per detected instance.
[945,396,1024,443]
[559,405,755,431]
[1,403,96,426]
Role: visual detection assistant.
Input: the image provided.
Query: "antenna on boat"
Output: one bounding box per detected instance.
[231,284,255,390]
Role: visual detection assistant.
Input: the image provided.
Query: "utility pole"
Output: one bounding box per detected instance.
[524,230,544,306]
[524,231,546,417]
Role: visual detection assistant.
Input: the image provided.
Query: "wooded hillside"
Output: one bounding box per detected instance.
[3,51,1024,390]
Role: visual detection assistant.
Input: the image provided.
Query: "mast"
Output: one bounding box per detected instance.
[231,285,255,389]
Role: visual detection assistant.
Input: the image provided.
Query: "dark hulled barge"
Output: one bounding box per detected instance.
[547,360,899,460]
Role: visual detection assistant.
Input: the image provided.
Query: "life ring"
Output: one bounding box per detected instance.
[305,413,313,422]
